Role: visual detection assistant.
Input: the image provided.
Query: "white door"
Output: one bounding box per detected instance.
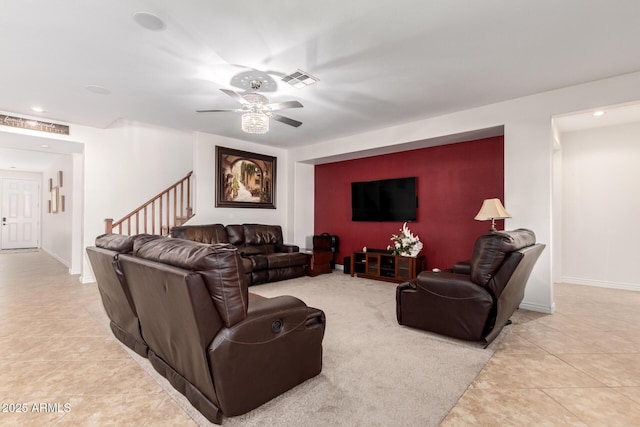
[1,179,40,249]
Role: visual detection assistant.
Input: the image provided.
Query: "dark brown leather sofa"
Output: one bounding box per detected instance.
[396,229,544,345]
[87,234,326,424]
[86,233,150,357]
[171,223,309,285]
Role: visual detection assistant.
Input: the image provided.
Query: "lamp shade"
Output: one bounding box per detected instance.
[475,198,511,231]
[474,198,511,221]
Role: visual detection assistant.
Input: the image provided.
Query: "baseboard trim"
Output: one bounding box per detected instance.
[519,301,555,314]
[562,276,640,292]
[80,273,95,284]
[41,247,70,268]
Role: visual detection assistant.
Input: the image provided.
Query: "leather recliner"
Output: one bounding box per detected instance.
[86,233,152,357]
[396,229,545,344]
[113,236,326,424]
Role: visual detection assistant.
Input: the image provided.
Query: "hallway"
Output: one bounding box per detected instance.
[0,250,196,425]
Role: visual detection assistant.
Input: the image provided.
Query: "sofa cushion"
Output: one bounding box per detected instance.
[171,224,229,244]
[244,224,283,246]
[249,254,269,271]
[470,229,535,287]
[226,224,245,246]
[266,252,309,269]
[133,236,249,327]
[95,233,136,252]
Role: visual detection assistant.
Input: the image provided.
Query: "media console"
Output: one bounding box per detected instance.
[350,251,424,283]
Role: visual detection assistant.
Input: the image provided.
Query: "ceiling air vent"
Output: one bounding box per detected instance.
[281,69,319,88]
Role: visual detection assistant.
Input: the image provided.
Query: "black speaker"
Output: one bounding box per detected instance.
[343,256,351,274]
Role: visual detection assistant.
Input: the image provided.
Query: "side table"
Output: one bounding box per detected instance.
[301,249,333,276]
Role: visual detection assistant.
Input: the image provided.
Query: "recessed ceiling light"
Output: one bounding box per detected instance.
[133,11,166,31]
[85,85,111,95]
[31,106,45,113]
[592,110,606,117]
[41,144,50,148]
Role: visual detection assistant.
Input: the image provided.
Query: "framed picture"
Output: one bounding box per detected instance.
[215,146,276,209]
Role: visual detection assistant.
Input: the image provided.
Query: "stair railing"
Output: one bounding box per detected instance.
[105,172,193,236]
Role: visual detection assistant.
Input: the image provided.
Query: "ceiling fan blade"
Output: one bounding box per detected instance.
[196,109,241,113]
[271,114,302,128]
[268,100,303,111]
[220,88,249,105]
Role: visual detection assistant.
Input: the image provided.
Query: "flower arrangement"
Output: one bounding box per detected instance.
[387,222,423,257]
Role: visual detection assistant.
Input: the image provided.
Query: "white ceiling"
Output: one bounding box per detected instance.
[2,1,640,171]
[553,101,640,134]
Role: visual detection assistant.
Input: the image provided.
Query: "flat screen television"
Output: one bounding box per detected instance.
[351,177,417,222]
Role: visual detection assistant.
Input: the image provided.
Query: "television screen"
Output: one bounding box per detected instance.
[351,177,417,221]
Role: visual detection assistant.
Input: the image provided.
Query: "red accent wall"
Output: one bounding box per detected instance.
[314,136,504,270]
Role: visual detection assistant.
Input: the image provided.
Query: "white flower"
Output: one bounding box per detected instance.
[388,222,422,257]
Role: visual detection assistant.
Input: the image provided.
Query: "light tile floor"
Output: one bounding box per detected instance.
[0,250,196,426]
[1,250,639,426]
[442,281,640,426]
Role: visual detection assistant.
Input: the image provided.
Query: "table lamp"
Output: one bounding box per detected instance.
[474,198,511,232]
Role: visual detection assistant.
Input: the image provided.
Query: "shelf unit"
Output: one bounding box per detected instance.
[350,251,424,283]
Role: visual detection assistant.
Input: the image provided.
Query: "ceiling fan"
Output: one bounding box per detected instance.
[197,80,303,134]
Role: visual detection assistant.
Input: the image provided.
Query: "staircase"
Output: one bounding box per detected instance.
[105,172,194,236]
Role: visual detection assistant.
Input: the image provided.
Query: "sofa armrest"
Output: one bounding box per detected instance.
[246,295,308,319]
[276,243,299,253]
[414,271,489,299]
[238,246,262,257]
[208,295,325,416]
[216,295,324,344]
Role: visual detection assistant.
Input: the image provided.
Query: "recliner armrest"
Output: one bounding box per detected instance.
[414,271,490,299]
[207,295,325,417]
[212,295,323,345]
[453,260,471,275]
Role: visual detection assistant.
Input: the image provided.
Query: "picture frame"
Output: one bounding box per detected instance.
[215,146,276,209]
[51,186,59,213]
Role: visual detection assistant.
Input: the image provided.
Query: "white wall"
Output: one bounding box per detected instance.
[70,153,83,275]
[290,71,640,314]
[560,122,640,291]
[189,132,290,236]
[41,155,74,268]
[5,72,640,307]
[0,170,42,181]
[291,162,315,249]
[76,120,193,283]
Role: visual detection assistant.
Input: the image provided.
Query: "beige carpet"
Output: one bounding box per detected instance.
[126,271,506,426]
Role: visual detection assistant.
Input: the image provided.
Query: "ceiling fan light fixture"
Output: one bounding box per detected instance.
[242,112,269,134]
